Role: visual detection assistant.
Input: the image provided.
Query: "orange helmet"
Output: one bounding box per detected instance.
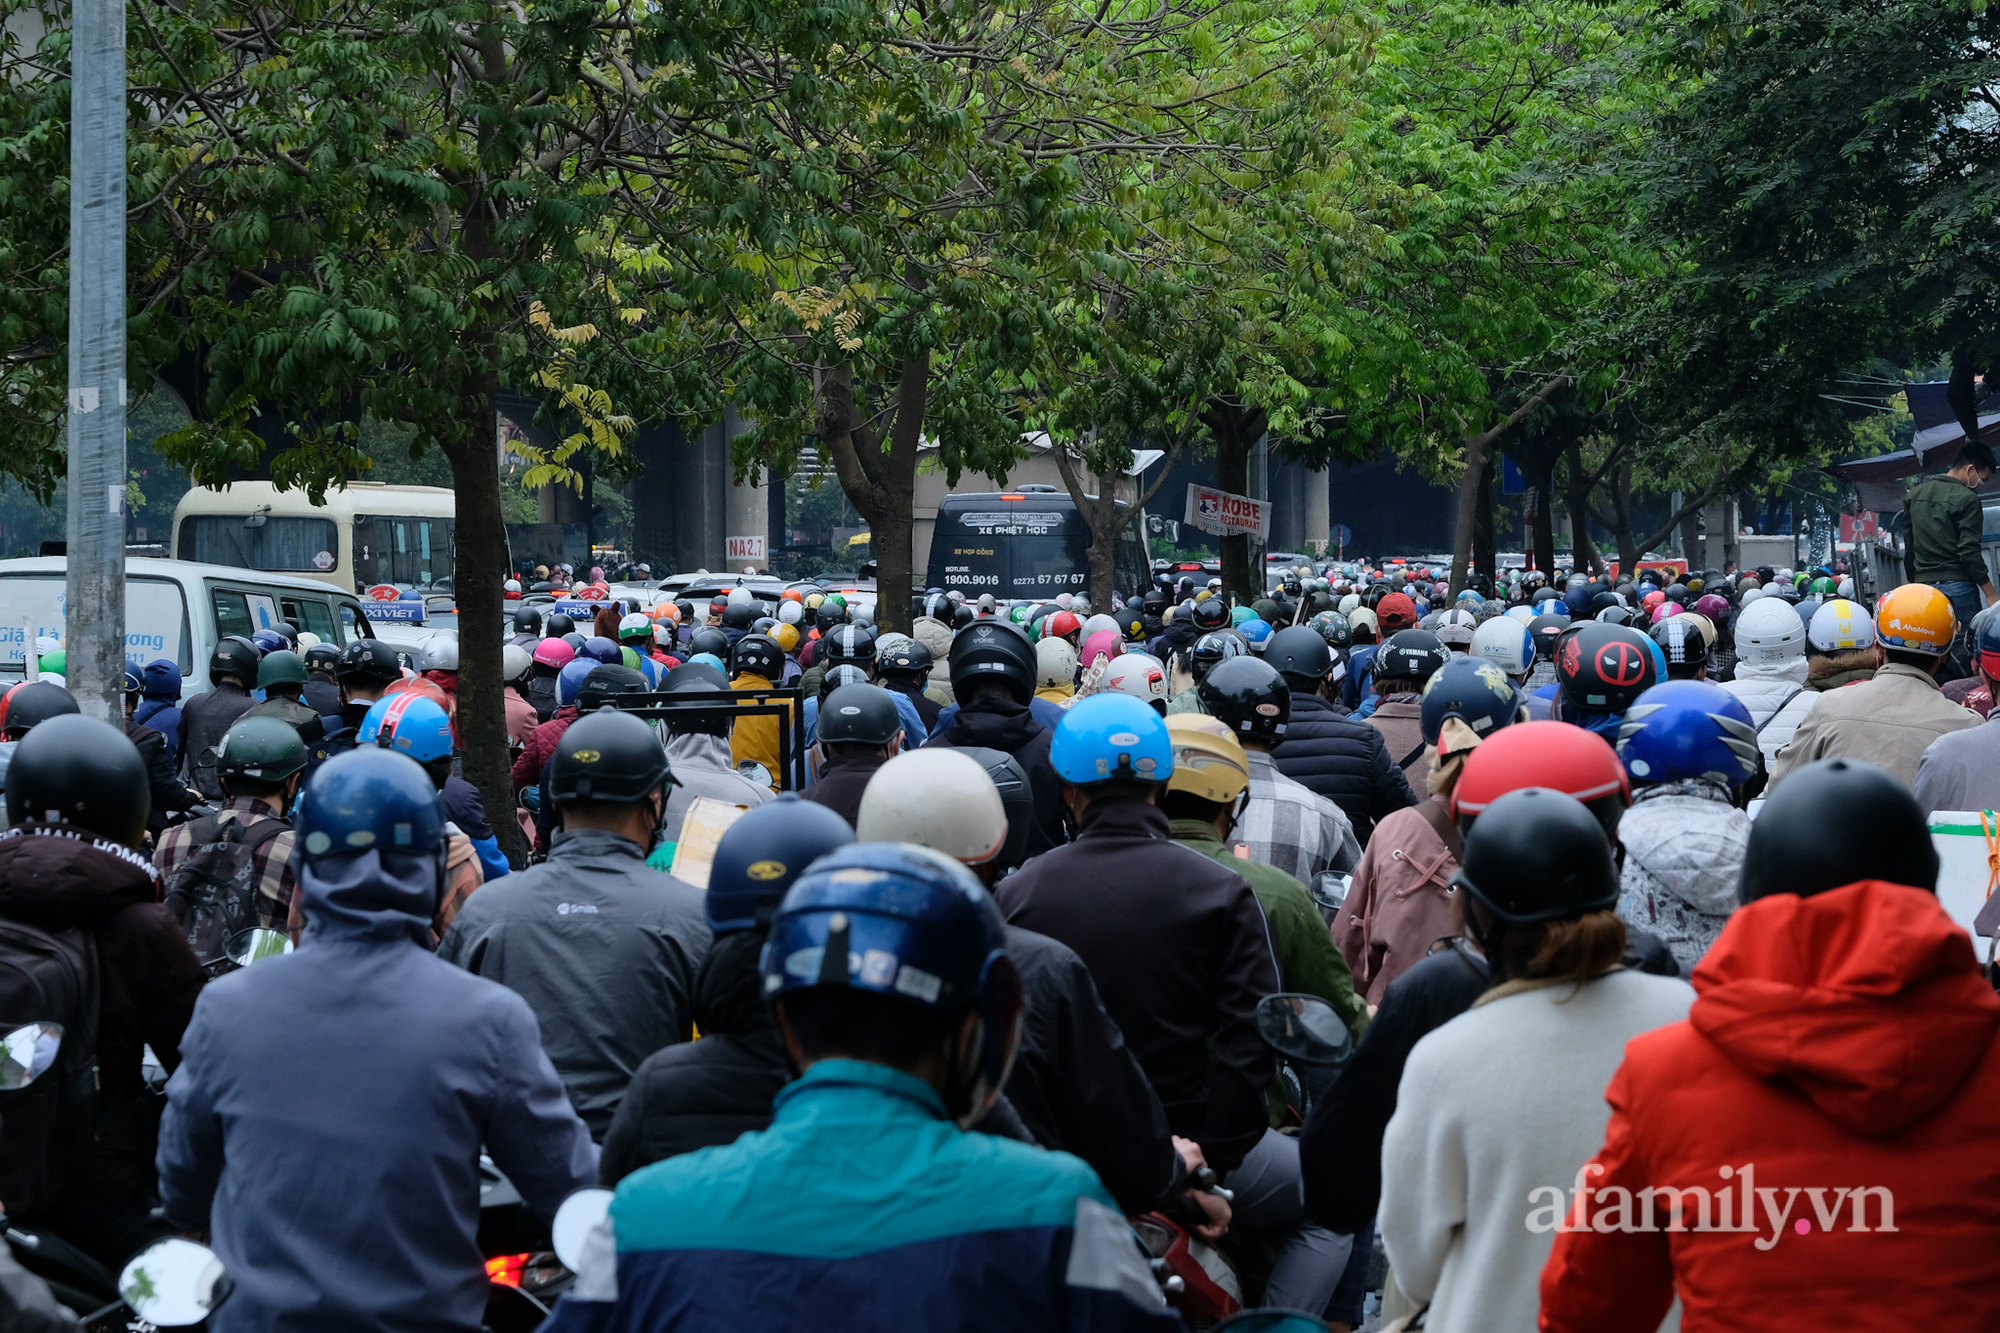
[1875,583,1955,653]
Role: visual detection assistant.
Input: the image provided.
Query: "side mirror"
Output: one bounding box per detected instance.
[224,928,294,967]
[552,1187,613,1271]
[0,1023,61,1091]
[1255,994,1354,1068]
[119,1236,231,1326]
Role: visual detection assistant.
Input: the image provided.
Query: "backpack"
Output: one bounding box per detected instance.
[0,917,99,1217]
[161,813,289,968]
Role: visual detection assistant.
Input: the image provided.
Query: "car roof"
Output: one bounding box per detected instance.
[0,555,362,597]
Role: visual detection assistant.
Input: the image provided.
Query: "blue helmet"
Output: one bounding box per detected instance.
[580,636,623,665]
[1419,657,1522,748]
[251,629,289,654]
[297,746,447,860]
[1238,618,1273,652]
[762,841,1022,1125]
[689,652,727,674]
[1455,589,1484,605]
[1616,680,1760,787]
[1049,693,1174,786]
[555,658,598,707]
[707,794,855,934]
[356,693,455,764]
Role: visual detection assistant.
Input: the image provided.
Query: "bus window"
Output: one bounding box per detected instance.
[179,515,338,574]
[338,602,368,645]
[353,516,454,589]
[280,597,336,641]
[212,588,254,642]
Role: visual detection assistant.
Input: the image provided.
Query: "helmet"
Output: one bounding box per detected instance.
[857,748,1011,867]
[762,842,1022,1126]
[1035,637,1077,690]
[502,644,534,682]
[1418,658,1522,749]
[1808,598,1872,652]
[1046,611,1082,641]
[1308,611,1353,651]
[948,622,1036,705]
[5,714,148,845]
[416,639,460,673]
[1450,720,1629,829]
[771,623,801,654]
[1432,607,1478,650]
[881,638,933,678]
[618,613,652,643]
[778,600,803,626]
[1452,789,1620,925]
[1556,623,1659,714]
[1198,656,1290,745]
[1102,653,1169,709]
[818,664,871,702]
[357,693,455,765]
[256,649,308,690]
[1373,630,1449,688]
[1740,758,1937,902]
[545,612,576,637]
[1693,593,1730,620]
[580,636,623,665]
[1191,631,1247,674]
[513,607,543,634]
[1050,693,1174,785]
[542,708,668,811]
[721,602,758,631]
[1237,619,1273,652]
[209,636,262,685]
[554,658,598,707]
[1469,616,1535,677]
[1,682,77,738]
[1263,626,1333,683]
[957,747,1035,871]
[727,634,783,680]
[1615,681,1759,787]
[1191,598,1230,632]
[1528,613,1571,661]
[577,663,649,711]
[296,747,447,860]
[1875,584,1955,653]
[1081,614,1121,642]
[1164,714,1251,806]
[533,638,577,670]
[1733,596,1807,663]
[688,627,731,660]
[818,684,903,747]
[335,638,396,687]
[821,624,877,666]
[707,794,855,933]
[251,629,289,654]
[1647,615,1708,669]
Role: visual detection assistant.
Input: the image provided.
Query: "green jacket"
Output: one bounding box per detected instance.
[1164,687,1205,715]
[1906,474,1987,586]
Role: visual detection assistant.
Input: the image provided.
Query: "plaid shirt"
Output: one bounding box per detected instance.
[1235,750,1362,884]
[153,796,300,931]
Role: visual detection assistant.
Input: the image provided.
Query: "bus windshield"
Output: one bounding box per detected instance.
[178,515,338,574]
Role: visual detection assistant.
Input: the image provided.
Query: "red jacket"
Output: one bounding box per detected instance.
[511,706,577,793]
[1539,881,2000,1332]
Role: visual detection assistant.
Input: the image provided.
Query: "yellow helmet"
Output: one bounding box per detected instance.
[1165,714,1250,805]
[1875,584,1955,653]
[772,622,801,654]
[1809,597,1871,652]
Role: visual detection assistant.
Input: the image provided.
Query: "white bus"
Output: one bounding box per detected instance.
[171,480,456,594]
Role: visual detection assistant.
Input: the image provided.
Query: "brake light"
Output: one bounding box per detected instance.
[486,1254,531,1287]
[999,494,1025,501]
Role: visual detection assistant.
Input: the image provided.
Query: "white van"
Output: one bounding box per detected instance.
[0,557,375,697]
[170,480,456,594]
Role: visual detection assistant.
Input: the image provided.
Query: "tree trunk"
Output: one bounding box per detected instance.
[1562,442,1605,575]
[1678,505,1699,567]
[1530,460,1556,576]
[815,356,925,635]
[1612,462,1639,571]
[1087,489,1120,613]
[1200,402,1266,605]
[1449,432,1490,597]
[1473,460,1496,584]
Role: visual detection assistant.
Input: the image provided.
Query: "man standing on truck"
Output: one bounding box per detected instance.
[1907,439,1998,675]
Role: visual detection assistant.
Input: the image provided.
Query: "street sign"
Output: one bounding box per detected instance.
[1185,484,1270,539]
[1330,523,1353,548]
[727,535,767,563]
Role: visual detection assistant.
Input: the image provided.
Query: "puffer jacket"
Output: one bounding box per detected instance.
[158,843,596,1333]
[1272,690,1417,843]
[1614,779,1750,975]
[1720,654,1812,764]
[1365,695,1430,792]
[512,705,578,793]
[134,660,185,766]
[1769,662,1981,790]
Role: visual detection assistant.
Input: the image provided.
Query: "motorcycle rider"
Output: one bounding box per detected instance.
[122,668,201,835]
[1718,593,1813,764]
[652,663,772,845]
[437,708,709,1138]
[242,649,327,744]
[856,747,1190,1217]
[133,657,186,765]
[510,605,544,649]
[179,636,262,799]
[0,715,204,1268]
[154,716,306,936]
[323,637,403,762]
[1261,625,1416,843]
[924,621,1068,854]
[544,841,1181,1333]
[801,683,903,825]
[1913,612,2000,812]
[1543,621,1661,741]
[1200,656,1362,882]
[878,637,943,733]
[728,633,793,793]
[501,643,540,745]
[157,747,596,1333]
[1361,630,1451,790]
[299,643,344,717]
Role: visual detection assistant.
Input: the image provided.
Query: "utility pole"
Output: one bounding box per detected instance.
[65,0,127,725]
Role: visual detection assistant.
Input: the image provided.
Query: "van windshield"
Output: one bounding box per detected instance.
[179,515,339,574]
[0,574,191,673]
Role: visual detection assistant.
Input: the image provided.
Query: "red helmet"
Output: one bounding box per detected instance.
[1641,589,1666,610]
[1377,592,1419,630]
[1047,611,1083,641]
[1451,720,1630,835]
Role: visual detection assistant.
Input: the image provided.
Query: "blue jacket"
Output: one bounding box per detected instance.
[135,660,185,765]
[1341,644,1380,712]
[542,1059,1182,1333]
[156,845,597,1333]
[799,691,927,788]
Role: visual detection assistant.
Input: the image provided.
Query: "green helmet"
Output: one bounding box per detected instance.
[1310,610,1353,650]
[1810,576,1837,597]
[257,649,309,689]
[216,715,308,783]
[37,651,64,677]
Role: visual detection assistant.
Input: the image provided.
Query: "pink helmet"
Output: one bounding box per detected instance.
[532,638,576,669]
[1079,629,1123,669]
[1650,601,1682,624]
[1693,593,1729,620]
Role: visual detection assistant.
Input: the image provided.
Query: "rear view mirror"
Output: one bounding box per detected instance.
[1256,994,1354,1068]
[224,928,293,967]
[552,1187,614,1271]
[0,1023,61,1091]
[119,1236,230,1326]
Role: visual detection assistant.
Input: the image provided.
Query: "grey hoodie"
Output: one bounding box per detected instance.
[662,732,771,845]
[1614,779,1751,975]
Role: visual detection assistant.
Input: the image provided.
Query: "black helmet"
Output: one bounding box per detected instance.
[947,622,1036,705]
[706,794,855,933]
[2,682,79,738]
[818,664,871,702]
[545,612,576,637]
[731,634,785,680]
[688,627,731,660]
[549,708,672,804]
[1649,614,1708,669]
[1739,758,1937,904]
[210,635,263,685]
[216,715,309,784]
[722,602,759,631]
[660,661,731,736]
[513,607,544,634]
[1374,630,1449,688]
[815,601,850,630]
[957,745,1034,872]
[1191,598,1231,632]
[339,638,404,685]
[303,643,343,674]
[1557,622,1659,715]
[952,604,976,631]
[818,684,903,747]
[1263,625,1333,684]
[1452,787,1619,925]
[1528,613,1572,661]
[577,663,649,711]
[821,624,877,665]
[4,714,148,845]
[1190,631,1248,679]
[1198,656,1290,745]
[881,638,934,678]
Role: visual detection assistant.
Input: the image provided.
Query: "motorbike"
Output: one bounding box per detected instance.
[1132,994,1355,1329]
[478,1170,610,1330]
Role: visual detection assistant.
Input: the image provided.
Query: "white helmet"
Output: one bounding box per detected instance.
[1506,604,1537,625]
[1433,607,1478,650]
[1081,613,1121,642]
[1734,596,1807,663]
[851,604,876,627]
[1102,652,1169,707]
[1036,636,1078,690]
[502,643,533,681]
[778,600,803,624]
[1338,593,1361,616]
[418,637,460,672]
[856,749,1008,864]
[1348,607,1379,636]
[619,612,651,635]
[1740,586,1766,604]
[295,631,322,649]
[1837,576,1855,598]
[1469,616,1535,677]
[876,631,911,657]
[726,587,754,607]
[1808,597,1872,652]
[503,578,522,594]
[1054,593,1074,609]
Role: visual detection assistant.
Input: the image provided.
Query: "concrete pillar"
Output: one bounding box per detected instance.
[725,456,768,573]
[1303,465,1330,557]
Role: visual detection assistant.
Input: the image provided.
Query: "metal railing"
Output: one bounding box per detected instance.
[609,686,805,791]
